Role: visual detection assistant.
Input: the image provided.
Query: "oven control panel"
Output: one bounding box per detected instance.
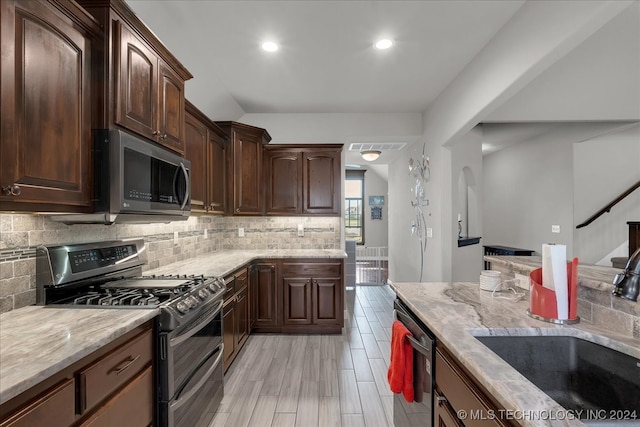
[69,244,138,273]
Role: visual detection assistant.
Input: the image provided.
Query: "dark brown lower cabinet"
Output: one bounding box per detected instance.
[251,262,278,331]
[222,300,236,372]
[79,366,153,427]
[434,390,464,427]
[283,278,312,325]
[435,347,513,427]
[281,259,344,334]
[223,267,249,372]
[0,323,153,427]
[0,379,76,427]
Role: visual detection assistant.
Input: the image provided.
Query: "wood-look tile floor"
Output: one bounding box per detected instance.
[210,285,397,427]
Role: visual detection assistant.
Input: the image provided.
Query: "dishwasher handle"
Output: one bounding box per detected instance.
[394,308,433,357]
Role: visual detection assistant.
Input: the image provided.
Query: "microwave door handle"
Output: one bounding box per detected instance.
[179,162,190,210]
[173,162,190,210]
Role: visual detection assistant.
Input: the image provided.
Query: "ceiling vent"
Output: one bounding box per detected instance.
[348,142,407,152]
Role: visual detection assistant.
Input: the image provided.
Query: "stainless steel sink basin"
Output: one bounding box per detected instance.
[474,335,640,422]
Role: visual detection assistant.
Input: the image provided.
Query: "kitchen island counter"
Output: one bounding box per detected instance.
[390,281,640,427]
[146,248,347,277]
[0,306,157,405]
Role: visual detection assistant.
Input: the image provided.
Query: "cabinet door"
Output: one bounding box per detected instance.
[312,277,341,325]
[157,61,185,153]
[184,111,208,211]
[434,390,464,427]
[303,151,341,214]
[283,278,312,325]
[231,130,263,215]
[0,379,75,427]
[208,131,227,214]
[79,366,153,427]
[252,263,278,328]
[236,286,249,349]
[1,0,92,210]
[222,301,236,371]
[115,21,157,141]
[265,151,302,214]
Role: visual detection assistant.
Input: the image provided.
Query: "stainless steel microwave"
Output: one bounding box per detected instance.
[51,129,190,224]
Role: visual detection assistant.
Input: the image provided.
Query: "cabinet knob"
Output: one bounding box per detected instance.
[436,395,447,406]
[162,133,168,140]
[2,185,21,196]
[235,208,240,213]
[152,130,160,136]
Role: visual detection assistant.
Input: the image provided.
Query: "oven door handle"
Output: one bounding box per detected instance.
[394,309,432,357]
[170,299,223,347]
[172,344,223,409]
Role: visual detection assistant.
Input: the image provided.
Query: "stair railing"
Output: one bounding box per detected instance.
[576,180,640,229]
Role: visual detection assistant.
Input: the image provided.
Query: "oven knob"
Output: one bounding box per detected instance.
[208,283,218,292]
[176,301,189,314]
[198,289,209,299]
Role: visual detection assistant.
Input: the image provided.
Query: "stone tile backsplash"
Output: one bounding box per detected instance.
[0,213,340,313]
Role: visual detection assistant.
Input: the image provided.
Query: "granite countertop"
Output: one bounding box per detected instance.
[146,248,347,277]
[0,306,157,405]
[390,281,640,427]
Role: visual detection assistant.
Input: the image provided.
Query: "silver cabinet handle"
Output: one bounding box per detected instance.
[110,355,141,375]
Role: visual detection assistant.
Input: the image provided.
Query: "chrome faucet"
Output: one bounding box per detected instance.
[612,247,640,302]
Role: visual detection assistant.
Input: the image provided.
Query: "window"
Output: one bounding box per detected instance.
[345,170,365,244]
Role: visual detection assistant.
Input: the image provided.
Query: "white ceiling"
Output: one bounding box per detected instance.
[126,0,640,163]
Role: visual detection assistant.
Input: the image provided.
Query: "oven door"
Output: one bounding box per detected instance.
[393,298,435,427]
[159,343,223,427]
[157,299,223,401]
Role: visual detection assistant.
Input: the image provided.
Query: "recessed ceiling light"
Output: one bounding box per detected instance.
[374,39,393,50]
[261,41,279,52]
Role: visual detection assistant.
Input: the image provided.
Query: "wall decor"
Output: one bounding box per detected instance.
[371,206,382,220]
[369,195,384,206]
[408,142,430,281]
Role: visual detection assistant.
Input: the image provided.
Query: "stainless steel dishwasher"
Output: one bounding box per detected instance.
[393,298,436,427]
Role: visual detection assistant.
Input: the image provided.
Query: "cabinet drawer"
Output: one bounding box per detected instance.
[235,267,248,290]
[0,379,75,427]
[224,275,236,301]
[282,262,341,277]
[435,350,506,427]
[79,365,153,427]
[78,330,153,414]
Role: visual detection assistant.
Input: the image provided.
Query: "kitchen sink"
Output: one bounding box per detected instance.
[474,335,640,423]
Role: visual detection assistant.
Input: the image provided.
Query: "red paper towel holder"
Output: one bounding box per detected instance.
[526,258,580,325]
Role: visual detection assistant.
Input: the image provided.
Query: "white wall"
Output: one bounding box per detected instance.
[362,166,389,248]
[483,124,640,264]
[573,124,640,264]
[387,1,630,283]
[238,113,422,144]
[450,128,484,282]
[483,130,575,257]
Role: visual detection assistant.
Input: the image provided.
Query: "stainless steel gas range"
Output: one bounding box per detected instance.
[36,239,225,427]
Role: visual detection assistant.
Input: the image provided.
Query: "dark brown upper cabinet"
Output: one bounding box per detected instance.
[78,0,192,154]
[0,0,100,212]
[215,122,272,216]
[264,145,342,216]
[184,101,228,214]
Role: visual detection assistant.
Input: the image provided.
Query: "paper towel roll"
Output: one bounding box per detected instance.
[542,244,568,319]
